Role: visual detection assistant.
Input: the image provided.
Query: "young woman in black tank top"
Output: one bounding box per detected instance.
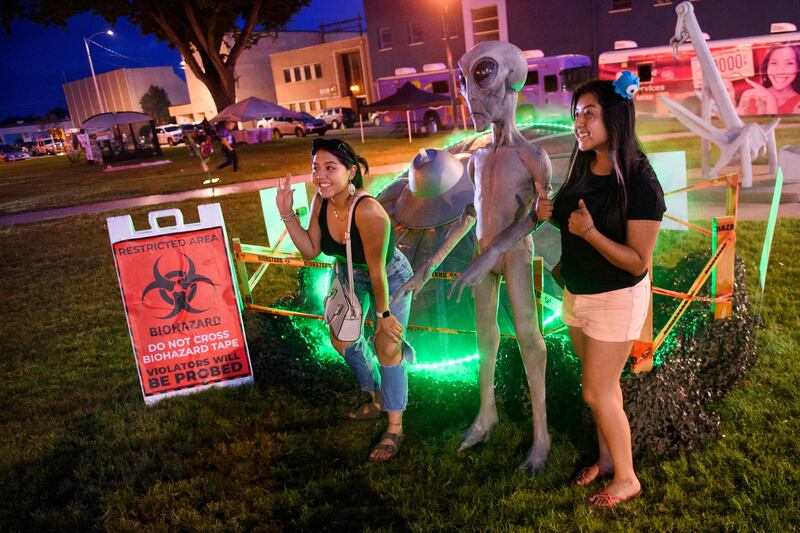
[275,138,414,462]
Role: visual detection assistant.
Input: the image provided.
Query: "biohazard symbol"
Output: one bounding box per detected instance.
[141,254,216,319]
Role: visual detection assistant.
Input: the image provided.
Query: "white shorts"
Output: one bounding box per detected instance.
[561,276,650,343]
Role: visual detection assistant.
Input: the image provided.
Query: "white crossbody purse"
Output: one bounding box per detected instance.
[323,192,365,342]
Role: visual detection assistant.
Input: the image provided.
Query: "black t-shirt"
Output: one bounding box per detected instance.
[319,196,394,269]
[553,158,666,295]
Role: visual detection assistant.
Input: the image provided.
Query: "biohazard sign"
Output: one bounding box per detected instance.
[108,204,253,404]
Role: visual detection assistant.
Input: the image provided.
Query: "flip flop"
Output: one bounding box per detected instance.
[573,465,614,486]
[588,487,642,509]
[369,432,404,462]
[348,401,382,420]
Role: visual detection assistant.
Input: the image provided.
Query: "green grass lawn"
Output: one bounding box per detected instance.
[640,122,800,170]
[0,132,453,216]
[4,120,797,219]
[1,182,798,529]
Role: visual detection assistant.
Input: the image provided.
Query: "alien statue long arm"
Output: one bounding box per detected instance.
[397,170,476,299]
[449,151,551,302]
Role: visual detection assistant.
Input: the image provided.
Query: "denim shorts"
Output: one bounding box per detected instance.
[333,247,416,363]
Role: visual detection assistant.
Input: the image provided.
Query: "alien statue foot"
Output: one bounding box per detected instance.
[517,436,551,474]
[457,413,499,452]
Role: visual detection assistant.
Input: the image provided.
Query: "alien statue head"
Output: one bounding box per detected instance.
[458,41,527,132]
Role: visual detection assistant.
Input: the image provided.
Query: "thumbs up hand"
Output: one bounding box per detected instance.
[568,198,595,239]
[534,182,553,221]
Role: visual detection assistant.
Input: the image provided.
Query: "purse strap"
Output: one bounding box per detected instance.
[344,191,367,313]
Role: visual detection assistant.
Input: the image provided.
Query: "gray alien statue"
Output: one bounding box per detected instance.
[400,40,552,472]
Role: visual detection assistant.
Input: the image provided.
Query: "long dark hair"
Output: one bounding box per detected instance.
[557,79,647,239]
[761,44,800,93]
[311,138,369,189]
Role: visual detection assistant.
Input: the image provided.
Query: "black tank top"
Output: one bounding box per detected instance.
[319,196,393,269]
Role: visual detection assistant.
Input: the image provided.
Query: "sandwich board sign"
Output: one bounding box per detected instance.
[107,204,253,405]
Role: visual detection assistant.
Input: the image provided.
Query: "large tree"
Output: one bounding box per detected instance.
[2,0,309,111]
[140,85,172,124]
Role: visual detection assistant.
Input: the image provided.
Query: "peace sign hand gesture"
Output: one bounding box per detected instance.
[276,174,295,218]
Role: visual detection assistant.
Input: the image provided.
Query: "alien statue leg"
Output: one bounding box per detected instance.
[457,271,502,451]
[503,246,551,472]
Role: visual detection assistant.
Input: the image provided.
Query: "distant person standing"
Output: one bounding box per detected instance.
[217,120,239,172]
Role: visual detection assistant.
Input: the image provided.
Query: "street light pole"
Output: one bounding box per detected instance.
[84,30,113,114]
[441,0,459,131]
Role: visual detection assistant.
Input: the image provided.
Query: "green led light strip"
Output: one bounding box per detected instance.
[412,354,480,371]
[410,311,563,371]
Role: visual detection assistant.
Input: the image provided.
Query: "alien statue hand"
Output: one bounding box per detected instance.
[448,247,499,303]
[398,258,435,300]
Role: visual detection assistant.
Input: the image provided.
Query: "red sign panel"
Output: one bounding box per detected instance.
[112,226,252,401]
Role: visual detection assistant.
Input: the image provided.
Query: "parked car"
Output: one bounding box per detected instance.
[317,107,356,129]
[298,112,328,136]
[4,150,31,162]
[256,116,306,138]
[34,138,64,155]
[155,124,185,145]
[368,112,386,127]
[1,144,31,161]
[20,141,39,155]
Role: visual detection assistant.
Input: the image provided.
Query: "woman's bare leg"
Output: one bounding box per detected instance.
[581,335,640,498]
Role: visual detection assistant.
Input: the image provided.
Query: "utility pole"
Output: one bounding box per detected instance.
[442,0,459,130]
[83,30,113,115]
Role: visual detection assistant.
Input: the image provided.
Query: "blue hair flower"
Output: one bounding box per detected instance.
[613,71,640,100]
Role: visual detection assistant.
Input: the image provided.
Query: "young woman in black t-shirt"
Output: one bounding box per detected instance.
[539,76,666,508]
[275,138,415,462]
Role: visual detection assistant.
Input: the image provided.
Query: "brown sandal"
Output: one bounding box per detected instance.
[588,487,642,509]
[348,401,382,420]
[369,432,404,462]
[573,464,614,486]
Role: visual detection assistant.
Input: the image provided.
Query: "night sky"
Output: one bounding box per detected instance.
[0,0,365,120]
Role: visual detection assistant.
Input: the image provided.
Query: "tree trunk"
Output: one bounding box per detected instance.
[192,50,237,115]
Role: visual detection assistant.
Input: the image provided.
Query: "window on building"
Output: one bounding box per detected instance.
[314,63,322,78]
[342,51,364,97]
[441,14,459,38]
[431,80,450,94]
[544,74,558,93]
[309,100,317,111]
[409,21,424,45]
[378,26,392,50]
[610,0,632,11]
[299,102,306,112]
[289,103,297,111]
[525,71,539,86]
[304,65,312,80]
[472,5,499,43]
[283,68,291,83]
[637,64,652,82]
[293,66,302,82]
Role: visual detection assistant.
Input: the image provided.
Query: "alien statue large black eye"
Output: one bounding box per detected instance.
[473,58,498,87]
